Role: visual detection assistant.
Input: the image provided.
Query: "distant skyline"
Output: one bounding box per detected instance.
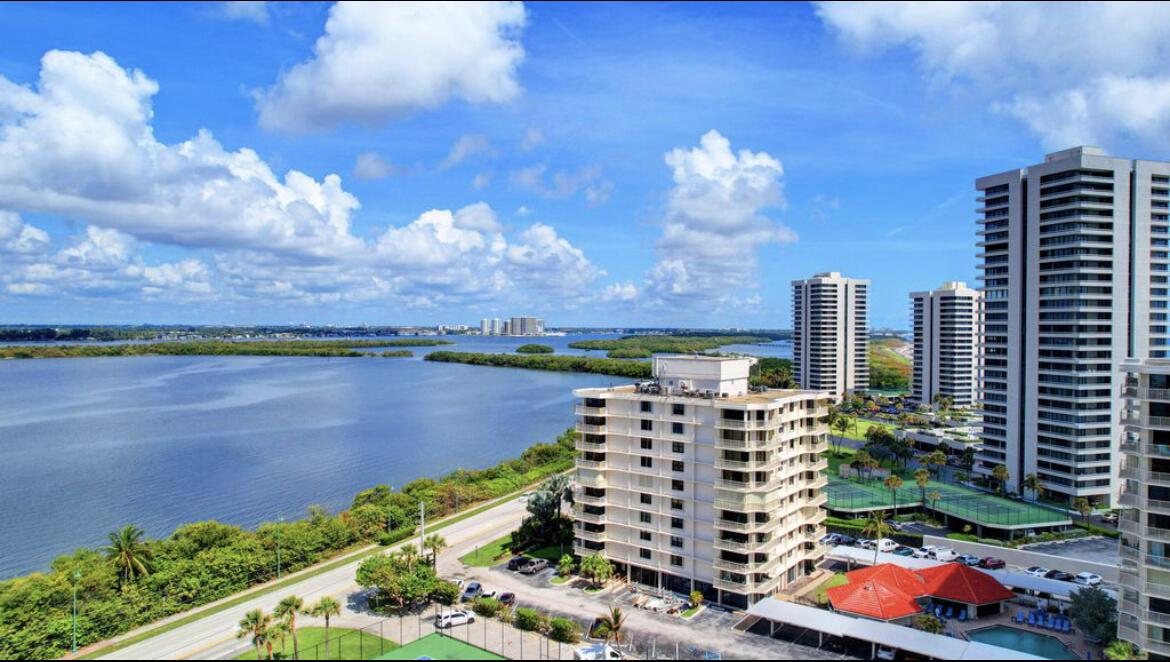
[1,1,1169,328]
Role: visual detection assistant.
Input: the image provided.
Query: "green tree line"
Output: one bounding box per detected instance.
[0,339,451,360]
[567,334,771,353]
[0,429,578,660]
[424,351,654,378]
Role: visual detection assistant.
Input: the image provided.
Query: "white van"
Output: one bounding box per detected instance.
[933,547,959,562]
[876,538,898,553]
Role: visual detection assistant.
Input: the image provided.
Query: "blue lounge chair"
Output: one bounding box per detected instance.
[1028,612,1036,626]
[1014,610,1021,623]
[946,606,954,619]
[1064,618,1072,634]
[959,608,967,622]
[1048,614,1056,630]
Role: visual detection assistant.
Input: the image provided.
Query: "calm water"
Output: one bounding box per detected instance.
[966,626,1078,660]
[0,333,791,579]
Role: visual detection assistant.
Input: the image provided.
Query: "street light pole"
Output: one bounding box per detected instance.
[72,565,80,653]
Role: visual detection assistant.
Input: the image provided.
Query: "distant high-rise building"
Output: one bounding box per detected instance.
[480,318,490,334]
[502,319,512,335]
[975,146,1169,505]
[491,318,502,335]
[791,272,869,395]
[910,282,980,408]
[508,316,544,336]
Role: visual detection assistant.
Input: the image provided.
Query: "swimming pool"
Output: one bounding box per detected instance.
[966,625,1079,660]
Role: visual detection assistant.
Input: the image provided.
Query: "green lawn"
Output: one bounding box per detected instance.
[811,573,849,605]
[833,418,886,441]
[459,534,569,567]
[234,627,398,660]
[375,633,504,660]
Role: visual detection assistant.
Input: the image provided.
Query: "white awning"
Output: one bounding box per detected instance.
[744,598,1044,661]
[826,545,941,570]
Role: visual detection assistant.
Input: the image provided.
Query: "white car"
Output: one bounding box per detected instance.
[913,545,936,558]
[932,547,958,562]
[1025,566,1051,578]
[875,538,898,553]
[1073,572,1103,586]
[435,610,476,629]
[859,539,876,550]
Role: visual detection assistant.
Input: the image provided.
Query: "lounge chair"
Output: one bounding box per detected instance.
[1064,618,1072,634]
[946,606,954,619]
[959,609,966,622]
[1028,612,1036,626]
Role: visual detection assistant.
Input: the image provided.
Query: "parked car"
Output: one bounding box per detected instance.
[1073,572,1103,586]
[1045,570,1075,582]
[859,539,876,550]
[506,556,532,571]
[435,610,475,628]
[876,538,898,553]
[480,589,498,600]
[933,547,958,562]
[978,557,1006,570]
[1025,566,1050,577]
[836,535,857,546]
[498,592,516,606]
[893,546,915,557]
[913,546,937,559]
[820,533,841,545]
[957,554,982,566]
[520,558,549,574]
[461,581,483,601]
[884,519,903,531]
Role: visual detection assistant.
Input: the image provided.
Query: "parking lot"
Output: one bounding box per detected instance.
[1022,536,1119,566]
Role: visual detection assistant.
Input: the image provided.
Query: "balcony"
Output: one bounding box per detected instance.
[577,474,606,488]
[715,517,772,533]
[575,438,605,451]
[1147,526,1170,543]
[576,528,607,543]
[574,404,606,416]
[576,493,606,506]
[713,536,778,553]
[574,509,606,525]
[1125,386,1170,401]
[712,557,754,573]
[576,423,607,434]
[715,477,782,492]
[577,459,606,470]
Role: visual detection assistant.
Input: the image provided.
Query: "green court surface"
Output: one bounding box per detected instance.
[374,633,505,660]
[824,475,1069,528]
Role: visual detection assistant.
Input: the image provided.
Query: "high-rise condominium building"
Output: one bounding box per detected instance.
[491,318,502,335]
[791,272,870,395]
[480,318,490,334]
[572,356,830,609]
[1118,358,1170,657]
[975,146,1170,506]
[508,316,544,336]
[910,282,981,408]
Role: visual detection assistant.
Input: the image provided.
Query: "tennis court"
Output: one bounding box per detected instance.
[824,475,1069,529]
[374,633,505,660]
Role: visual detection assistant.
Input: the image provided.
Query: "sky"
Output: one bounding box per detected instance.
[2,1,1170,329]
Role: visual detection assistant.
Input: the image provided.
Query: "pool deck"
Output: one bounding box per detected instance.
[949,609,1095,659]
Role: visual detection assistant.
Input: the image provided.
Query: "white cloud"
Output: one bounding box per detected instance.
[255,1,527,133]
[216,1,269,24]
[515,205,532,217]
[816,1,1170,148]
[509,163,614,206]
[0,211,50,255]
[518,127,545,152]
[353,152,405,180]
[643,130,793,305]
[598,281,638,302]
[471,171,491,191]
[505,223,604,295]
[810,194,840,222]
[438,134,493,170]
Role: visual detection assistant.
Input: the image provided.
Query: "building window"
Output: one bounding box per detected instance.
[640,549,652,560]
[671,517,683,530]
[670,536,683,548]
[672,422,684,435]
[672,479,684,491]
[640,401,653,413]
[673,403,685,416]
[641,456,653,468]
[641,438,653,450]
[670,498,684,511]
[641,419,653,431]
[672,442,684,453]
[640,493,653,505]
[640,512,652,524]
[670,555,684,567]
[672,460,684,472]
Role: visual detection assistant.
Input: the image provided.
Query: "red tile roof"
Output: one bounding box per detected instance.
[827,563,1014,621]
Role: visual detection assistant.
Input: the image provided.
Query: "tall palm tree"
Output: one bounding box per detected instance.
[1075,497,1093,526]
[274,595,304,660]
[833,416,851,447]
[992,464,1011,496]
[237,609,273,660]
[541,474,574,518]
[309,596,341,657]
[913,469,930,511]
[268,621,291,659]
[862,511,893,565]
[1023,473,1043,502]
[1104,639,1146,660]
[596,607,627,648]
[885,475,904,514]
[854,450,875,481]
[103,524,153,585]
[927,491,941,513]
[422,534,447,569]
[825,405,842,454]
[928,450,948,479]
[392,545,419,572]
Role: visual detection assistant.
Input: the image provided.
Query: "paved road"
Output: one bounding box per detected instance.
[98,497,529,660]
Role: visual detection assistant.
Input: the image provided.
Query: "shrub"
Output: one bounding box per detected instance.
[377,526,417,546]
[514,607,548,632]
[516,344,554,354]
[472,597,502,617]
[432,581,461,606]
[946,533,979,542]
[548,617,581,643]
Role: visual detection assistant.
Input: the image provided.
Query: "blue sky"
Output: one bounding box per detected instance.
[0,1,1167,328]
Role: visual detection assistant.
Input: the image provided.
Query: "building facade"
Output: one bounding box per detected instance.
[480,318,491,334]
[508,316,544,336]
[910,282,981,408]
[1119,358,1170,658]
[791,272,870,395]
[571,356,831,609]
[975,146,1170,506]
[491,318,502,335]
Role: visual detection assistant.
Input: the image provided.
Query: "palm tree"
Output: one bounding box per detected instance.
[913,469,930,511]
[274,595,304,660]
[850,413,860,438]
[1075,497,1093,526]
[862,511,893,565]
[825,405,842,454]
[884,475,904,514]
[927,491,941,513]
[954,471,968,486]
[596,607,627,648]
[392,545,419,571]
[268,621,291,659]
[1024,473,1043,502]
[1105,639,1146,660]
[237,609,273,660]
[309,597,341,657]
[833,416,851,447]
[422,534,447,569]
[103,524,153,585]
[992,464,1011,496]
[854,450,875,481]
[540,474,574,518]
[929,450,948,479]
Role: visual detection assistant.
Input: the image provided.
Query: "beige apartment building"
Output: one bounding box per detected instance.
[910,282,981,408]
[792,272,870,395]
[571,356,831,609]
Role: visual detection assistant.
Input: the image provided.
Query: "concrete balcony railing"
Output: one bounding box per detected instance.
[577,459,606,470]
[1126,386,1170,401]
[575,423,607,434]
[714,436,769,451]
[575,438,606,451]
[712,574,781,594]
[1147,526,1170,543]
[715,517,773,533]
[575,493,606,506]
[574,405,606,416]
[713,535,780,554]
[575,528,607,543]
[715,477,783,492]
[577,474,606,488]
[712,557,754,573]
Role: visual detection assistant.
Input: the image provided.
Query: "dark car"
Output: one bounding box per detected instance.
[978,557,1006,570]
[892,546,915,557]
[1045,570,1075,582]
[506,556,532,571]
[836,535,857,546]
[498,592,516,607]
[460,581,483,601]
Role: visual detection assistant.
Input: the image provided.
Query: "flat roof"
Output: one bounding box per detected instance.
[745,599,1043,661]
[575,383,827,404]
